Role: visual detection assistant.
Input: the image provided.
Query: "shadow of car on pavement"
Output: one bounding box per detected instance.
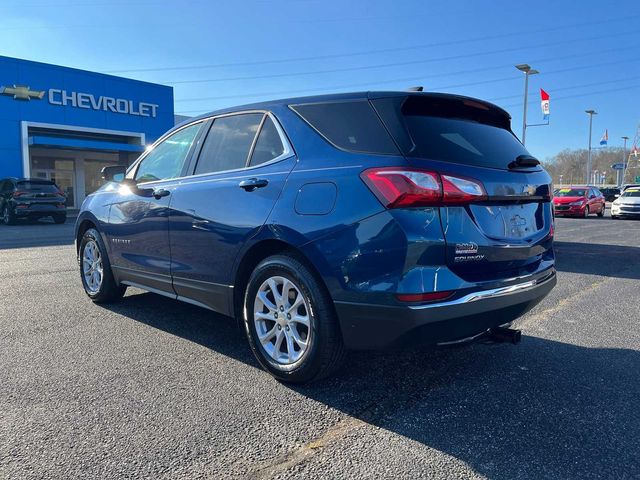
[100,291,640,479]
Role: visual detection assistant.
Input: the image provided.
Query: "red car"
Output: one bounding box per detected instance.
[553,186,605,217]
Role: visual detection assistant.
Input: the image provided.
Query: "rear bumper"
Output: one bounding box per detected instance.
[13,205,65,217]
[334,269,556,350]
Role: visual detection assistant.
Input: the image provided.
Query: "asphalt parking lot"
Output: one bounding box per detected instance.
[1,212,639,479]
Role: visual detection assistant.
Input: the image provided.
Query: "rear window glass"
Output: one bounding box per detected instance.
[401,114,530,169]
[17,181,58,192]
[290,100,399,155]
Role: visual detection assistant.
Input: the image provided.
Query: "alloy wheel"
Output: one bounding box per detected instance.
[253,275,312,366]
[82,240,104,294]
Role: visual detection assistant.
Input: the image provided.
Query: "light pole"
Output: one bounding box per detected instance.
[585,109,597,184]
[515,64,539,145]
[621,136,629,186]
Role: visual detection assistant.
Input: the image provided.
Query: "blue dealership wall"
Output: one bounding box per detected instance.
[0,55,174,178]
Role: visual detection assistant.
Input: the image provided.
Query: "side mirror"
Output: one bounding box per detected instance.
[589,194,596,199]
[101,165,127,182]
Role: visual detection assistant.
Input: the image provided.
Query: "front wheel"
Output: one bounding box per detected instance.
[79,228,126,303]
[243,253,346,383]
[583,206,590,218]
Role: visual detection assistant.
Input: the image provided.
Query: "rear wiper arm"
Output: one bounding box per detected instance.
[509,154,540,169]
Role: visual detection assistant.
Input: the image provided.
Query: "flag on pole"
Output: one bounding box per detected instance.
[599,129,608,146]
[540,89,550,120]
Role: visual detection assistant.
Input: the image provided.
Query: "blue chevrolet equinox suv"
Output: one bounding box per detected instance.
[75,91,556,382]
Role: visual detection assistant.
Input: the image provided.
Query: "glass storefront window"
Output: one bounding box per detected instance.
[84,157,129,196]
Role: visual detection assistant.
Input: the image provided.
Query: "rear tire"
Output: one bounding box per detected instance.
[597,204,605,217]
[53,214,66,224]
[1,205,16,225]
[243,253,346,383]
[79,228,126,303]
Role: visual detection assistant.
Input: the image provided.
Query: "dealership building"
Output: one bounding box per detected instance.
[0,55,175,209]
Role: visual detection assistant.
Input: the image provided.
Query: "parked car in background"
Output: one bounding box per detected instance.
[611,187,640,219]
[553,186,605,217]
[621,183,640,193]
[599,187,620,202]
[75,91,556,383]
[0,178,67,225]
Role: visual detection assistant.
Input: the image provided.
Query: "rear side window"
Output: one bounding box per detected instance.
[195,113,263,175]
[290,100,399,155]
[16,181,58,192]
[249,116,286,166]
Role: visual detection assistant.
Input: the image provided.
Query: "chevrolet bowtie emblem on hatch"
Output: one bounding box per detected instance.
[0,85,45,101]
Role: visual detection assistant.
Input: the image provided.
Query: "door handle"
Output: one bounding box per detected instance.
[238,178,269,192]
[152,188,170,199]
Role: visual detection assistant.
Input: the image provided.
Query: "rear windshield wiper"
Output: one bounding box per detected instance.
[509,154,540,169]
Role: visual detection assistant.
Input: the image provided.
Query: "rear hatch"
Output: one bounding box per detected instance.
[15,180,65,207]
[371,93,553,282]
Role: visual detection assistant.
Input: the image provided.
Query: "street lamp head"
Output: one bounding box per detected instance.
[585,109,597,115]
[622,136,630,140]
[515,64,531,73]
[528,69,539,75]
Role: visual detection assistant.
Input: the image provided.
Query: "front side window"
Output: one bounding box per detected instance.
[135,122,203,183]
[249,116,286,166]
[194,113,263,175]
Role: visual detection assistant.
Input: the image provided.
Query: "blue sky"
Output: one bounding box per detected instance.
[1,0,638,160]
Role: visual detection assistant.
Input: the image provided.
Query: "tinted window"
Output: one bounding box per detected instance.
[135,122,202,182]
[16,181,58,192]
[291,101,398,155]
[249,116,286,166]
[401,115,529,169]
[195,113,263,175]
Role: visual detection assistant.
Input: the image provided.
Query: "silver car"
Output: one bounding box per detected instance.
[611,187,640,219]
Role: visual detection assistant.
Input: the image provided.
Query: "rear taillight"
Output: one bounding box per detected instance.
[360,168,486,208]
[13,191,27,198]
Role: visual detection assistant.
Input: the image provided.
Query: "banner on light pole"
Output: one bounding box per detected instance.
[540,89,550,120]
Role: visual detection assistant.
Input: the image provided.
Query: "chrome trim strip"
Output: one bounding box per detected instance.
[408,271,555,311]
[120,280,216,312]
[120,280,176,299]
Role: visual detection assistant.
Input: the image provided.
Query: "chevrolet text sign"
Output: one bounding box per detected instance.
[48,89,159,117]
[1,84,159,117]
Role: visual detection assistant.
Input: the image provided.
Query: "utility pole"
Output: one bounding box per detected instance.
[621,136,629,187]
[515,64,539,145]
[585,109,597,184]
